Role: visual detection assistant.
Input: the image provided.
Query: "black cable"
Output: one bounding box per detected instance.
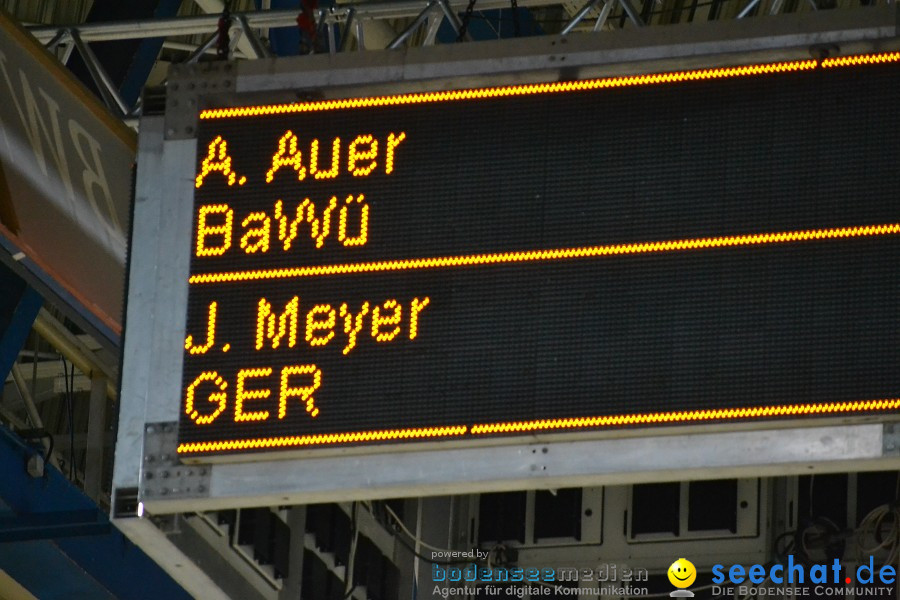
[217,0,233,59]
[456,0,478,41]
[44,428,54,465]
[69,358,76,478]
[60,357,75,480]
[342,502,358,600]
[794,516,844,563]
[773,529,796,561]
[392,533,476,566]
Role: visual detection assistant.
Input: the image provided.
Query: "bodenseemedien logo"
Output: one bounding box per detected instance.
[668,558,697,597]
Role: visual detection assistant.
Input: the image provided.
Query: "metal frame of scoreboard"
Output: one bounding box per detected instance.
[113,5,900,517]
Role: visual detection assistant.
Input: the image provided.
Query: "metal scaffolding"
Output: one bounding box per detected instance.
[19,0,891,118]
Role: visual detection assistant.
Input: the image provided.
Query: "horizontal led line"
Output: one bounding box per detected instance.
[470,398,900,434]
[821,52,900,68]
[178,398,899,453]
[177,424,469,453]
[199,59,818,119]
[189,223,900,284]
[197,52,900,120]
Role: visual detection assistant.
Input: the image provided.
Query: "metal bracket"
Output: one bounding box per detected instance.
[142,422,211,501]
[882,423,900,456]
[163,61,236,140]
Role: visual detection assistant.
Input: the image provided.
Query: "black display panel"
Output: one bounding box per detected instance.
[178,56,900,456]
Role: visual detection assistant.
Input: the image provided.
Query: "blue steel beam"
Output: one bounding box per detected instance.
[0,426,191,600]
[0,510,110,542]
[436,6,543,42]
[266,0,304,56]
[0,529,119,600]
[66,0,182,109]
[0,267,42,383]
[256,0,543,55]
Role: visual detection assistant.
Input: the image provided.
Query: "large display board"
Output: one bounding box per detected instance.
[0,8,134,347]
[177,54,900,457]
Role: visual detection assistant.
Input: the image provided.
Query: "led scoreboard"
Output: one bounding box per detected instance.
[176,54,900,458]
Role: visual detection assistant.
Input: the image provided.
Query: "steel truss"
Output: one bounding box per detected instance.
[23,0,891,119]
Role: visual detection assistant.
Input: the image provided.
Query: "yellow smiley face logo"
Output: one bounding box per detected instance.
[667,558,697,588]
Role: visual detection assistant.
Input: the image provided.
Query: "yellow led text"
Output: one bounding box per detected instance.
[280,365,321,418]
[194,196,368,256]
[240,212,271,253]
[255,296,430,354]
[348,135,377,176]
[274,197,338,249]
[408,297,429,340]
[184,301,217,354]
[184,365,322,425]
[265,132,406,182]
[306,305,336,346]
[339,302,369,355]
[266,131,306,182]
[195,136,247,188]
[338,193,369,246]
[196,205,233,257]
[256,296,299,349]
[310,138,340,179]
[185,372,227,424]
[371,300,401,342]
[235,367,272,422]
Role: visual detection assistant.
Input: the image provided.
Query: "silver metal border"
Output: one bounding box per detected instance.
[117,8,900,515]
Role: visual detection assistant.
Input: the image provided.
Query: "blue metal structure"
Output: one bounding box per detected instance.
[0,265,190,598]
[266,0,304,55]
[0,425,192,599]
[0,269,42,385]
[435,6,543,42]
[66,0,183,109]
